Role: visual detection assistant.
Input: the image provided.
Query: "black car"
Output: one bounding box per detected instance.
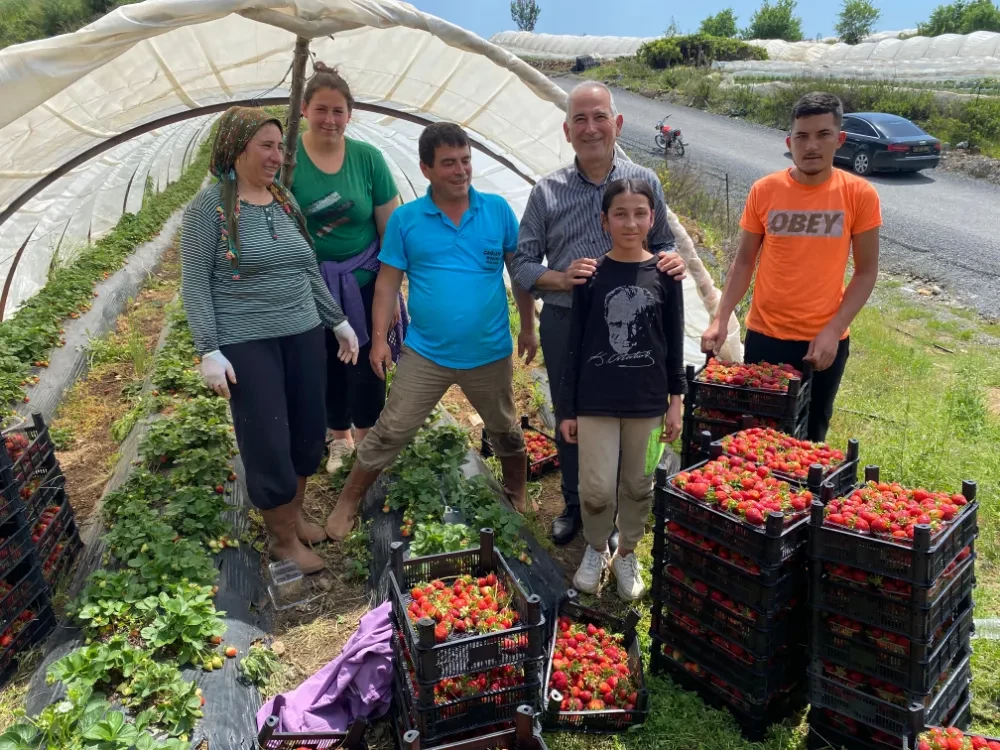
[835,112,941,175]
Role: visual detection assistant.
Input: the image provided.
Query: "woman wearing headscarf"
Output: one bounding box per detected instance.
[180,106,359,574]
[291,62,408,475]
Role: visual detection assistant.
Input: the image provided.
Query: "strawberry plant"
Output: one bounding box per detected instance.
[697,358,802,391]
[409,522,474,557]
[823,480,971,540]
[238,644,282,691]
[135,585,225,666]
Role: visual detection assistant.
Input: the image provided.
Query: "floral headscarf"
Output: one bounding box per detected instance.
[210,106,313,279]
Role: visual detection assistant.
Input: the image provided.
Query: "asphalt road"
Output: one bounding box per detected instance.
[553,78,1000,318]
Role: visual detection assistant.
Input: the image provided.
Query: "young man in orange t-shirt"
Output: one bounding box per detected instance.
[702,92,882,441]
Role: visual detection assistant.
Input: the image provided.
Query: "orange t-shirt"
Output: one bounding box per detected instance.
[740,168,882,342]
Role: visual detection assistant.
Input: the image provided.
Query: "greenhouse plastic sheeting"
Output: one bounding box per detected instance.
[0,0,743,364]
[489,30,658,60]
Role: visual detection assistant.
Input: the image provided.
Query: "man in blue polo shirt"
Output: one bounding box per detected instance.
[325,122,538,541]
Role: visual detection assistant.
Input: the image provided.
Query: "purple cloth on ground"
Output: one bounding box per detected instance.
[319,239,408,362]
[255,601,395,733]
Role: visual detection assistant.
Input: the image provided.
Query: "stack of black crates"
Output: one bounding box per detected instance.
[650,359,863,739]
[0,412,82,684]
[387,529,547,748]
[680,359,811,469]
[806,467,978,750]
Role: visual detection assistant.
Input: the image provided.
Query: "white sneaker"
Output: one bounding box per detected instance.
[573,545,610,595]
[326,438,354,474]
[611,552,647,601]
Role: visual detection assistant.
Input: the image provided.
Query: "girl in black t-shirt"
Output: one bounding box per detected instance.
[557,178,686,601]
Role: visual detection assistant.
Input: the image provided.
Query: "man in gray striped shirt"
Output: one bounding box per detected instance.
[510,81,687,546]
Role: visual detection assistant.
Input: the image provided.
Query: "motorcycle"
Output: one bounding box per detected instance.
[655,115,686,157]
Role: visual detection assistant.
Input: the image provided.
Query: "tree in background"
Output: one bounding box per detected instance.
[836,0,882,44]
[0,0,137,49]
[510,0,541,32]
[742,0,804,41]
[918,0,1000,34]
[700,8,740,37]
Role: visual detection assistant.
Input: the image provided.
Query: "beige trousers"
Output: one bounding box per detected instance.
[577,415,661,551]
[356,346,525,472]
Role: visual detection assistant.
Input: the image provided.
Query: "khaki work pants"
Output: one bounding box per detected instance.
[356,346,525,472]
[577,415,661,551]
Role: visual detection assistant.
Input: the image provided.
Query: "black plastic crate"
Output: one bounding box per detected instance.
[681,410,806,468]
[0,592,54,682]
[650,592,801,660]
[394,704,548,750]
[654,470,811,568]
[0,520,32,581]
[33,488,73,562]
[713,432,861,498]
[686,359,812,422]
[481,416,559,481]
[807,651,971,737]
[648,633,805,741]
[808,474,979,587]
[257,694,368,750]
[654,606,803,703]
[42,520,81,588]
[654,533,803,616]
[21,466,64,528]
[1,415,60,503]
[541,591,648,733]
[0,558,45,633]
[389,529,545,683]
[811,555,975,643]
[393,634,541,743]
[812,600,973,695]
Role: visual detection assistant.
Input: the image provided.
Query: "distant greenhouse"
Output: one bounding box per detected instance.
[489,30,1000,82]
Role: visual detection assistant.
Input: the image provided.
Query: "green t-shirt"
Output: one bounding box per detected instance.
[291,135,399,286]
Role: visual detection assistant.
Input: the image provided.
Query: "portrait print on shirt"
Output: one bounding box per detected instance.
[587,285,656,368]
[304,192,356,238]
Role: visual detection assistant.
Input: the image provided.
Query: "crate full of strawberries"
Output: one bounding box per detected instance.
[687,358,811,421]
[542,591,648,733]
[1,414,60,503]
[392,633,542,742]
[388,529,545,683]
[658,456,813,567]
[919,727,1000,750]
[809,467,979,587]
[714,428,860,496]
[481,416,559,481]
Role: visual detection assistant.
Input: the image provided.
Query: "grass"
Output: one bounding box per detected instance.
[583,61,1000,158]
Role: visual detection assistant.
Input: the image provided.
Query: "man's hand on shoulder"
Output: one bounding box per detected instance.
[563,257,598,290]
[656,251,687,281]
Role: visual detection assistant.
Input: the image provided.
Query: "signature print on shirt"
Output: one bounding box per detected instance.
[587,286,656,368]
[305,192,356,238]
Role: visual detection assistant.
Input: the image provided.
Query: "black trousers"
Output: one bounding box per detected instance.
[743,329,851,443]
[222,326,327,510]
[326,279,386,432]
[539,304,580,510]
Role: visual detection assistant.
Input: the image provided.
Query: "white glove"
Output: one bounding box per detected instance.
[333,321,359,365]
[201,350,237,399]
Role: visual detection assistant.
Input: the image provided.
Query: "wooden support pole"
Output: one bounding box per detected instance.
[281,36,311,189]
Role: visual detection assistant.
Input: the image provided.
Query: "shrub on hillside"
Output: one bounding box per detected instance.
[637,33,768,69]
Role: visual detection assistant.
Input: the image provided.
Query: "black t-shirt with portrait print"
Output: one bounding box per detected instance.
[556,256,687,421]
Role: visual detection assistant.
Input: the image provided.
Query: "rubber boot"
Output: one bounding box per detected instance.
[499,453,531,513]
[325,465,382,542]
[291,477,328,545]
[261,503,326,575]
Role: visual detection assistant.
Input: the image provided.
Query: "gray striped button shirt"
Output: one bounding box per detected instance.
[180,183,346,355]
[510,157,677,309]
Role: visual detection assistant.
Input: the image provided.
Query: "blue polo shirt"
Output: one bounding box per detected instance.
[379,186,518,370]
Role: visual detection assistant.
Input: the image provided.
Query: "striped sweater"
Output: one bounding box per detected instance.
[180,183,346,355]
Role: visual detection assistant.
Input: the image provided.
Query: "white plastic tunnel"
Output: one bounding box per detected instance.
[0,0,742,365]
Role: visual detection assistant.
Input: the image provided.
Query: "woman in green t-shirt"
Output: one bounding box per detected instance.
[292,63,405,475]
